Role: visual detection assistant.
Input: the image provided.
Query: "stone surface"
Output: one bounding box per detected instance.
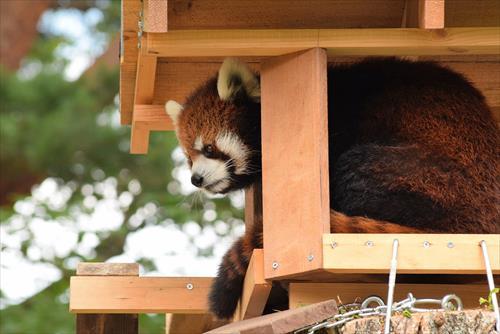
[339,309,497,334]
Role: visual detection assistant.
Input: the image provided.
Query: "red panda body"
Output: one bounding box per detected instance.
[166,58,499,319]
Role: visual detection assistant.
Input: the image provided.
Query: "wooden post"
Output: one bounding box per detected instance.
[144,0,168,33]
[261,48,330,279]
[245,180,262,229]
[403,0,445,29]
[75,263,139,334]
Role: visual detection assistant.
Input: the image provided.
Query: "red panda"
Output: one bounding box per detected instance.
[165,57,499,319]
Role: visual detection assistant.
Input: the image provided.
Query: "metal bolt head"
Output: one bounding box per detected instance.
[186,283,194,290]
[272,261,279,270]
[307,254,314,262]
[423,241,431,248]
[365,240,374,247]
[331,241,338,249]
[447,242,454,248]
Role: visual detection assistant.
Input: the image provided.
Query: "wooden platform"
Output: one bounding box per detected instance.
[120,0,500,153]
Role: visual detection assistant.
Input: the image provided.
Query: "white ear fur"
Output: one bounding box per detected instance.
[217,58,260,102]
[165,100,184,125]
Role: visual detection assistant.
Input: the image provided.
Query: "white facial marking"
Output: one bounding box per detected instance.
[165,100,184,125]
[191,155,229,187]
[216,132,250,174]
[217,58,260,102]
[193,136,203,151]
[207,179,230,194]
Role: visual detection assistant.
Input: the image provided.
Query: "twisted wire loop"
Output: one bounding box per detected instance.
[297,293,464,334]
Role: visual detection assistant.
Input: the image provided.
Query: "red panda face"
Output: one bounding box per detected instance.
[166,59,262,194]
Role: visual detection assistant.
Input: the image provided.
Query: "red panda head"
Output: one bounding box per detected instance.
[166,58,262,194]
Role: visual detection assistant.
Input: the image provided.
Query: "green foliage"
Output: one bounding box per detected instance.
[0,1,243,333]
[479,288,499,310]
[402,309,412,318]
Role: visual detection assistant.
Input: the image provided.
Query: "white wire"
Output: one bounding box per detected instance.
[384,239,399,334]
[480,240,500,332]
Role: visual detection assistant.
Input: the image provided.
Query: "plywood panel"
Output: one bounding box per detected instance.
[289,282,490,309]
[153,58,500,123]
[261,48,330,280]
[167,0,406,29]
[446,0,500,27]
[323,234,500,274]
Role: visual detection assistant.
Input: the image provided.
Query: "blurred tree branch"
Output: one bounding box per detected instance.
[0,0,54,70]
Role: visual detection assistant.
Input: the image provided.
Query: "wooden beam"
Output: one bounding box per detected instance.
[236,250,271,320]
[120,0,141,125]
[261,48,330,280]
[289,282,490,310]
[323,234,500,274]
[145,28,500,57]
[70,277,213,314]
[129,104,174,154]
[75,263,139,334]
[130,52,159,154]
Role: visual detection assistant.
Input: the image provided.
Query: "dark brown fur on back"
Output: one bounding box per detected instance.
[178,58,499,319]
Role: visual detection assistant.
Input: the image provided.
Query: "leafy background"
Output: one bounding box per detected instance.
[0,1,243,333]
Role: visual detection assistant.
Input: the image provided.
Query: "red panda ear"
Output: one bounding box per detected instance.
[165,100,184,125]
[217,58,260,102]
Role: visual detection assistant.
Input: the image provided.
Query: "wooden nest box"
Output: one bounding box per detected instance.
[70,1,500,333]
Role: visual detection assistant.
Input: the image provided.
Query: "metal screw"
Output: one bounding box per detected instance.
[331,241,338,249]
[365,240,374,247]
[272,262,279,269]
[447,242,454,248]
[307,254,314,262]
[423,241,431,248]
[186,283,194,290]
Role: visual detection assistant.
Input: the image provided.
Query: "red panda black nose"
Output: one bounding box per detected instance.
[191,174,204,187]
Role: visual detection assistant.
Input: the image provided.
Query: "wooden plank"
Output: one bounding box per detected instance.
[145,28,500,57]
[418,0,445,29]
[77,314,138,334]
[120,0,141,125]
[167,0,406,29]
[238,250,271,320]
[165,314,227,334]
[323,234,500,274]
[77,263,139,276]
[144,0,168,33]
[206,300,338,334]
[289,282,490,310]
[130,53,158,154]
[319,28,500,56]
[261,48,330,280]
[76,262,139,334]
[70,277,212,314]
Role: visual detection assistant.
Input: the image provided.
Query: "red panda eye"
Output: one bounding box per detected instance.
[203,145,215,158]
